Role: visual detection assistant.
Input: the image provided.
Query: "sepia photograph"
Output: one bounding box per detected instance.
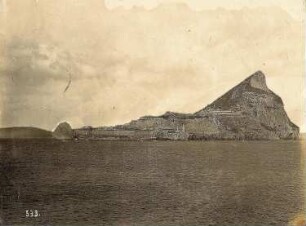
[0,0,305,225]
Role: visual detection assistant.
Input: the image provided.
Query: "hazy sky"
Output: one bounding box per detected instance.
[0,0,305,131]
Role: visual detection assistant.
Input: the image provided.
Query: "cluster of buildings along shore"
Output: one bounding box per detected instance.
[73,124,189,141]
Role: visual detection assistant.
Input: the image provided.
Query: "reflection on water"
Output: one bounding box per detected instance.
[0,139,304,226]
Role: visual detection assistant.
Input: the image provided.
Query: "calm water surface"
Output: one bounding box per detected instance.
[0,139,305,226]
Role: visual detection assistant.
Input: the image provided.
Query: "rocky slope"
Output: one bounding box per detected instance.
[193,71,299,140]
[77,71,298,140]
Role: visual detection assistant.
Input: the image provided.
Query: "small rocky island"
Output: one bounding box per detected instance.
[74,71,299,140]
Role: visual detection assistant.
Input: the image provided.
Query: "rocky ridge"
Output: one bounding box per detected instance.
[74,71,299,140]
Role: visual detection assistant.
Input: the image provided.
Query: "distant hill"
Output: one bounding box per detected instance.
[0,127,52,139]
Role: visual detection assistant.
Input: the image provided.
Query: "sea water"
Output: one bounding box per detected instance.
[0,139,304,226]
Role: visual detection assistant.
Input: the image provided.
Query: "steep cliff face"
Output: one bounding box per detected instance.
[76,71,299,140]
[195,71,299,139]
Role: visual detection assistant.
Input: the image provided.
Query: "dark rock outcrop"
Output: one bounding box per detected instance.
[74,71,299,140]
[53,122,73,140]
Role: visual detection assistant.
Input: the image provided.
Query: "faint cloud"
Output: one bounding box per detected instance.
[104,0,304,20]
